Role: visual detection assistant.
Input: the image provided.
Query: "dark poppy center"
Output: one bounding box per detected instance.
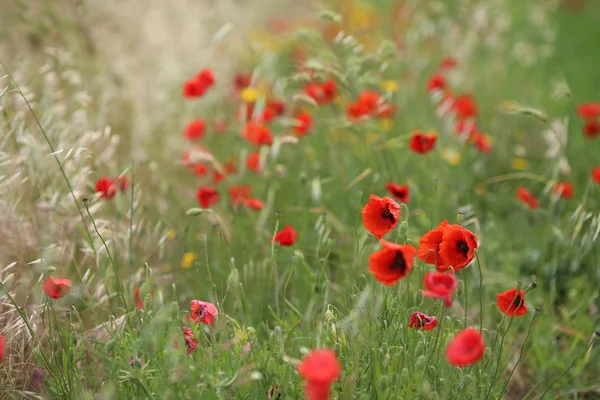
[456,239,469,257]
[381,206,396,223]
[513,295,523,308]
[389,251,406,273]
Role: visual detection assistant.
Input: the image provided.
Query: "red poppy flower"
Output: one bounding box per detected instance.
[272,224,298,246]
[361,194,400,239]
[368,240,417,286]
[244,197,264,210]
[213,170,226,184]
[576,102,600,121]
[439,57,457,69]
[357,90,380,111]
[471,132,491,153]
[417,220,449,269]
[246,152,262,173]
[196,69,215,89]
[183,327,199,355]
[182,69,215,99]
[193,163,209,176]
[374,103,396,119]
[455,120,478,136]
[408,312,438,330]
[438,224,478,272]
[553,182,574,199]
[409,132,437,154]
[268,99,286,116]
[305,79,337,105]
[516,187,538,209]
[259,106,277,124]
[183,120,206,140]
[243,122,273,147]
[228,185,252,206]
[298,349,341,400]
[347,102,370,120]
[452,94,478,120]
[42,276,73,299]
[0,335,4,362]
[188,300,218,325]
[385,183,409,204]
[421,272,458,307]
[294,111,313,137]
[234,73,252,92]
[583,120,600,138]
[592,167,600,184]
[196,187,220,208]
[95,177,117,199]
[496,288,527,316]
[446,328,485,367]
[427,73,446,92]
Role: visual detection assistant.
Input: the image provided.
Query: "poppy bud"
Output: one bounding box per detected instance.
[398,221,409,236]
[529,282,537,289]
[534,306,542,313]
[595,331,600,337]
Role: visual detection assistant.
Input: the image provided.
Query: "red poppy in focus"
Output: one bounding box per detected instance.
[385,183,409,204]
[193,163,209,177]
[243,122,273,147]
[183,120,206,140]
[228,185,252,206]
[361,194,400,239]
[452,94,478,120]
[439,57,457,69]
[427,73,446,92]
[408,311,438,330]
[246,152,262,173]
[294,111,313,137]
[516,187,538,209]
[272,225,298,246]
[496,288,527,316]
[244,197,264,210]
[188,300,219,325]
[583,120,600,138]
[196,187,220,208]
[417,220,449,270]
[42,276,73,299]
[234,73,252,92]
[409,132,437,154]
[592,167,600,184]
[183,327,199,355]
[438,224,478,272]
[553,182,574,199]
[576,102,600,120]
[446,328,485,367]
[421,272,458,307]
[96,177,117,199]
[298,349,341,400]
[368,240,417,286]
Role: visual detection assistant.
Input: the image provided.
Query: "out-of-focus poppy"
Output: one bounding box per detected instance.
[183,120,206,140]
[446,328,485,367]
[496,288,527,316]
[228,185,252,206]
[553,182,574,199]
[408,311,438,330]
[294,111,313,137]
[583,120,600,138]
[368,240,417,286]
[452,94,478,120]
[116,175,128,191]
[592,167,600,184]
[409,132,437,154]
[234,73,252,92]
[134,287,154,310]
[183,69,215,99]
[516,187,538,209]
[193,163,209,177]
[42,276,72,299]
[272,225,298,246]
[268,99,286,116]
[188,300,218,325]
[427,73,446,92]
[246,152,262,173]
[439,57,457,69]
[298,349,341,400]
[421,272,458,307]
[183,327,199,355]
[438,224,478,272]
[361,194,400,239]
[196,187,220,208]
[243,122,273,147]
[576,102,600,120]
[96,177,117,199]
[385,183,409,204]
[244,197,264,210]
[305,79,337,105]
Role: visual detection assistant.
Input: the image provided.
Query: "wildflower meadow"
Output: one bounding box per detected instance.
[1,0,599,399]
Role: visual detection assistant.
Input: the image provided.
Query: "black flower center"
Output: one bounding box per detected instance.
[381,206,396,223]
[456,239,469,257]
[513,295,524,308]
[389,251,406,273]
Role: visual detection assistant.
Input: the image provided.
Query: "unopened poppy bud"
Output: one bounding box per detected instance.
[82,198,88,203]
[186,208,204,216]
[595,330,600,338]
[534,306,541,313]
[398,221,409,235]
[46,266,56,272]
[529,282,537,289]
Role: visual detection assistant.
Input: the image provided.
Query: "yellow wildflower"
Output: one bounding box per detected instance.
[442,148,462,166]
[166,229,176,240]
[474,183,487,196]
[378,119,394,133]
[180,252,196,269]
[382,80,399,93]
[511,157,529,171]
[241,88,261,103]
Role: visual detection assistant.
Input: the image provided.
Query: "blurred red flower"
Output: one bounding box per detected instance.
[294,111,313,137]
[421,272,458,307]
[583,120,600,138]
[427,73,446,92]
[188,300,218,325]
[183,69,215,98]
[244,197,264,210]
[95,177,117,199]
[446,328,485,367]
[196,187,220,208]
[592,167,600,184]
[452,94,478,120]
[553,182,574,199]
[42,276,72,299]
[305,79,337,105]
[298,349,341,400]
[368,240,417,286]
[439,57,457,69]
[228,185,252,206]
[516,187,538,209]
[268,99,286,116]
[272,225,298,246]
[243,122,273,147]
[183,120,206,140]
[234,73,252,92]
[183,327,199,355]
[246,152,262,173]
[409,132,437,154]
[361,194,400,239]
[496,288,527,316]
[408,312,438,330]
[193,163,209,177]
[576,102,600,120]
[134,287,154,310]
[385,183,409,204]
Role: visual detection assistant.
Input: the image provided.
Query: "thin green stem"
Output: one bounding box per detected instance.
[128,163,135,272]
[475,251,484,333]
[270,215,281,321]
[484,314,517,400]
